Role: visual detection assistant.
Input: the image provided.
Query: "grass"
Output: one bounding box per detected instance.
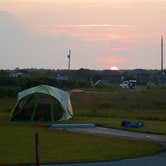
[0,87,166,164]
[66,116,166,135]
[0,123,163,165]
[71,88,166,113]
[0,97,16,112]
[69,87,166,134]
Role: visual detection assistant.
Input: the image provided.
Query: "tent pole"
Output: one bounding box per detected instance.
[31,95,38,121]
[9,102,18,121]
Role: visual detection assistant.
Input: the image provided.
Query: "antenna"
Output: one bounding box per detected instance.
[161,35,164,75]
[67,49,71,70]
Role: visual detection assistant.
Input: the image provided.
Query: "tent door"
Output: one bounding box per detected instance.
[31,94,53,122]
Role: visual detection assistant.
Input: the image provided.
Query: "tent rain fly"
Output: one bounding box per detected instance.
[10,85,73,122]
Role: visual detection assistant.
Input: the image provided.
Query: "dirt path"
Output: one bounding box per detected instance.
[67,127,166,143]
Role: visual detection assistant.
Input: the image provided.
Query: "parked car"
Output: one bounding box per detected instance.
[120,80,136,89]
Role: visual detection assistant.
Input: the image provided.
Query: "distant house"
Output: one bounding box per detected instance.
[9,71,31,78]
[56,74,69,81]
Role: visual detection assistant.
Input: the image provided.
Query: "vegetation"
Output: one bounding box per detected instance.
[0,123,162,165]
[0,68,162,97]
[0,88,166,165]
[0,106,162,165]
[67,117,166,135]
[1,86,166,164]
[69,87,166,134]
[0,77,91,97]
[71,88,166,117]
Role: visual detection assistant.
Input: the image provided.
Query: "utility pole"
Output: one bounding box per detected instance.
[161,35,164,76]
[67,49,71,70]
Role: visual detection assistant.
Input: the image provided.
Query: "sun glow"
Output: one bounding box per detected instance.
[110,66,119,70]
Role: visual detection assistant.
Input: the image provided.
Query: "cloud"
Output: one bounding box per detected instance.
[0,12,130,69]
[0,12,87,69]
[38,24,134,43]
[38,24,135,35]
[53,24,135,28]
[0,12,119,69]
[0,11,162,70]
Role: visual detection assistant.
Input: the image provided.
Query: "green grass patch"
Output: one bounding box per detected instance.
[0,97,16,112]
[0,123,163,165]
[71,88,166,112]
[1,87,166,164]
[0,94,164,165]
[66,116,166,135]
[70,88,166,134]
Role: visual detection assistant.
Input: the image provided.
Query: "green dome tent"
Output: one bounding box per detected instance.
[10,85,73,122]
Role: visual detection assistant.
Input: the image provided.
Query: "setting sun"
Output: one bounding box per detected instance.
[110,66,119,70]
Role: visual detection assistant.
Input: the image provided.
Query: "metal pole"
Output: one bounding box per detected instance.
[68,49,71,70]
[35,132,40,166]
[161,35,164,75]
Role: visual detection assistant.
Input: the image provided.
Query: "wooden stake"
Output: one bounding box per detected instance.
[35,132,40,166]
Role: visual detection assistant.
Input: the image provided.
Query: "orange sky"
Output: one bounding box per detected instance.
[0,0,166,69]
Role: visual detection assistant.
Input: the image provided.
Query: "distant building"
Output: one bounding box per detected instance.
[120,80,136,89]
[56,74,69,81]
[9,71,31,78]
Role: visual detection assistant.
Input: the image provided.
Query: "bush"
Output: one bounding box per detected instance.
[0,87,20,98]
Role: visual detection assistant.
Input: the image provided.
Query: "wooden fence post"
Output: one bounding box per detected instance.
[35,132,40,166]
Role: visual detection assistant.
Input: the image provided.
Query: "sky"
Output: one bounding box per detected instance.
[0,0,166,70]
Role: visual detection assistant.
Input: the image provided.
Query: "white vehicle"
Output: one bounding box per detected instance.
[120,80,136,89]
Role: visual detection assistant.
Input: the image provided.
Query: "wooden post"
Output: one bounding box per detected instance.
[35,132,40,166]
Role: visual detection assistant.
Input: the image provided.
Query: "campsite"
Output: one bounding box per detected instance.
[1,85,166,165]
[1,1,166,165]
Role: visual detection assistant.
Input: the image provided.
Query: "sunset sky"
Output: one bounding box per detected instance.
[0,0,166,69]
